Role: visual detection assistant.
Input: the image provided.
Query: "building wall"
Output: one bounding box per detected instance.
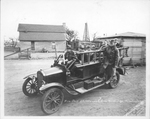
[122,37,146,65]
[95,37,146,65]
[18,42,31,50]
[19,32,66,41]
[18,41,66,52]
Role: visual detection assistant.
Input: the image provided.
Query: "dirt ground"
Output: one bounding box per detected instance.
[4,59,146,116]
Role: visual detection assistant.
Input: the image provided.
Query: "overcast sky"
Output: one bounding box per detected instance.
[1,0,150,40]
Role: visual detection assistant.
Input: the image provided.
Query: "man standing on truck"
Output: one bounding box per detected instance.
[103,39,119,80]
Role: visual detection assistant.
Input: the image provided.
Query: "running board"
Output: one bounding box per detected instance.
[65,80,111,95]
[64,87,80,95]
[75,83,105,94]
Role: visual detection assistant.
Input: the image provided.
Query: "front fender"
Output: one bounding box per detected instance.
[23,73,36,79]
[116,67,125,75]
[39,82,64,91]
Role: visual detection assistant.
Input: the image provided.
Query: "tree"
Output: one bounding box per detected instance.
[4,37,18,47]
[66,28,78,45]
[92,32,97,41]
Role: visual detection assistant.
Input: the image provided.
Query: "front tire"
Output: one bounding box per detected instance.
[108,71,120,88]
[22,77,38,97]
[41,88,64,115]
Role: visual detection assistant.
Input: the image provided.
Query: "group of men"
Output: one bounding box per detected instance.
[64,38,120,79]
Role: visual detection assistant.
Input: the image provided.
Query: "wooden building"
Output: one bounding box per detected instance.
[18,23,66,52]
[94,32,146,65]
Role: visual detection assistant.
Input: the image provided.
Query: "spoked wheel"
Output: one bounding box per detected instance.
[41,88,64,115]
[109,71,120,89]
[22,77,38,97]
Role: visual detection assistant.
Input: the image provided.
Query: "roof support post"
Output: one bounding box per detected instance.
[31,41,35,50]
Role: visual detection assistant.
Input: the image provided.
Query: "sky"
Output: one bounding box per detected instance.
[1,0,150,41]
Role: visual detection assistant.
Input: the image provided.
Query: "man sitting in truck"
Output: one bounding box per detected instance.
[64,45,76,64]
[64,45,78,76]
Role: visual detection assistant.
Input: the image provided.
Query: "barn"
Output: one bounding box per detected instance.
[18,23,66,52]
[94,32,146,65]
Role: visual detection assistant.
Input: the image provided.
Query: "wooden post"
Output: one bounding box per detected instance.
[81,53,84,65]
[129,58,135,68]
[88,53,90,64]
[52,42,57,59]
[55,45,57,59]
[31,41,35,50]
[94,52,96,62]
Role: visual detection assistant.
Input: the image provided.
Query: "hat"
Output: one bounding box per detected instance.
[109,39,116,46]
[110,39,115,42]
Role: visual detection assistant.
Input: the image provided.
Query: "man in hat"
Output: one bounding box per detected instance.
[64,45,78,76]
[114,38,123,48]
[64,45,76,62]
[103,39,119,80]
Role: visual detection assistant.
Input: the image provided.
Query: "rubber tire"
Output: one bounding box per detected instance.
[22,78,38,97]
[41,88,64,115]
[108,71,120,89]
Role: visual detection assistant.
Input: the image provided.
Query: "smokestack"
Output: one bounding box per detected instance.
[83,23,90,41]
[62,23,66,30]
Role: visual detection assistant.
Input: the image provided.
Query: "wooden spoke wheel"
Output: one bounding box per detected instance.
[109,71,120,89]
[22,77,38,97]
[41,88,64,115]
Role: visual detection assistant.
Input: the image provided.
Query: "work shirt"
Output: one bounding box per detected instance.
[64,50,75,61]
[103,45,119,68]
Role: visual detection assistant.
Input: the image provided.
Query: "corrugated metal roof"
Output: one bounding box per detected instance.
[18,24,66,33]
[117,32,146,37]
[96,32,146,39]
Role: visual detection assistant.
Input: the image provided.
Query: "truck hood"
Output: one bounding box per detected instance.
[39,67,63,76]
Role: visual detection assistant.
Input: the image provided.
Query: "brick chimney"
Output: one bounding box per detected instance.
[62,23,66,30]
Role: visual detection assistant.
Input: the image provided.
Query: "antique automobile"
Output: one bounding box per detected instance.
[22,46,129,115]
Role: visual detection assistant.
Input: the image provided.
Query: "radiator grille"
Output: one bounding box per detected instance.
[37,71,43,88]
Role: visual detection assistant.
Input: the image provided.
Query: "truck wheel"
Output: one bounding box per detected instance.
[22,77,38,97]
[41,88,64,115]
[108,71,120,89]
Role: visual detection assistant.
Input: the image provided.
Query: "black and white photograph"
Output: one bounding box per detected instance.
[1,0,150,118]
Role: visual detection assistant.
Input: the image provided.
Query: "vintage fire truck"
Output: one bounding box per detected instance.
[22,46,129,115]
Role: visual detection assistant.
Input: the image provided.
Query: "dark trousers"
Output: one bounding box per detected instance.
[99,64,114,80]
[105,65,115,80]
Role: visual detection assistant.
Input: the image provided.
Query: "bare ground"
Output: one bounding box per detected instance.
[4,60,146,116]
